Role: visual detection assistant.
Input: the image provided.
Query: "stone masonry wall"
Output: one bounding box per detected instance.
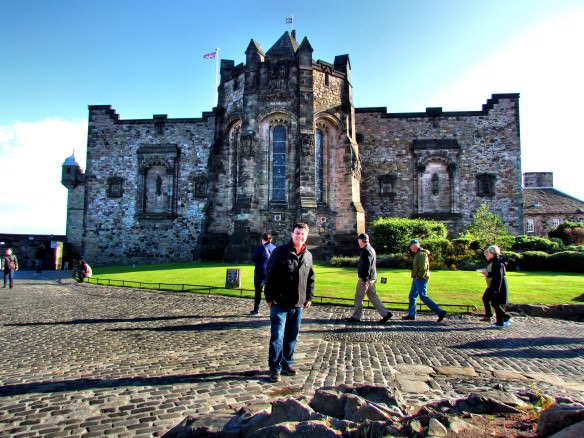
[355,95,522,237]
[81,106,215,266]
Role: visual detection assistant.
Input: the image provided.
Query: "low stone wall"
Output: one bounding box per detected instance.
[506,303,584,322]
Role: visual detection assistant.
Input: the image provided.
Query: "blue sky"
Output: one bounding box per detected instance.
[1,0,583,234]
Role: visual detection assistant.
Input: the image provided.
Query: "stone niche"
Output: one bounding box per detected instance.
[136,144,180,220]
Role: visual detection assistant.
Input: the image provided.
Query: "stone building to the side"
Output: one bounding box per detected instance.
[523,172,584,237]
[62,31,523,266]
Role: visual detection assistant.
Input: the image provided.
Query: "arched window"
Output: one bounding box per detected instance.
[315,129,324,203]
[272,125,287,202]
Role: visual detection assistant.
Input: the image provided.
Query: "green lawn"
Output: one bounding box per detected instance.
[90,262,584,312]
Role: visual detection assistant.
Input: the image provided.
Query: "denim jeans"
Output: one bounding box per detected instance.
[268,303,303,372]
[407,278,442,317]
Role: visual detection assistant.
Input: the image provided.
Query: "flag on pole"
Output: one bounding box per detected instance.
[285,17,293,24]
[203,51,216,59]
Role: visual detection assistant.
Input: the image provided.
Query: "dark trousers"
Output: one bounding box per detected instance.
[3,269,14,288]
[253,272,265,312]
[491,293,511,326]
[482,288,493,317]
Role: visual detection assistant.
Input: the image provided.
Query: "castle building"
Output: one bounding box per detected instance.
[522,172,584,237]
[62,31,523,266]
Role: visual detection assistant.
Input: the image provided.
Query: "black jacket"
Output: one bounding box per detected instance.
[264,240,315,308]
[357,243,377,281]
[486,256,508,302]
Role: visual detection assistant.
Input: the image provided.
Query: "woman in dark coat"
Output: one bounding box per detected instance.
[481,245,512,328]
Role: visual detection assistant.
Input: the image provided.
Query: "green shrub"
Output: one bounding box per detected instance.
[512,235,560,253]
[330,256,358,267]
[370,217,448,253]
[548,251,584,272]
[548,221,584,246]
[516,250,584,272]
[422,237,452,269]
[377,254,409,269]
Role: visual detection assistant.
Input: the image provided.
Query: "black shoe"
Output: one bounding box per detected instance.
[402,315,416,320]
[378,312,393,323]
[269,371,281,382]
[437,311,446,322]
[281,367,297,376]
[344,317,361,322]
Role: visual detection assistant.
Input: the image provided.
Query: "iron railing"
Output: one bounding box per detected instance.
[86,277,478,314]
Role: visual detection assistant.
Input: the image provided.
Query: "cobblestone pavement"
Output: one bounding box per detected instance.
[1,271,583,437]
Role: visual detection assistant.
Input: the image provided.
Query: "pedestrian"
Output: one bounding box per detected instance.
[480,245,512,328]
[2,248,19,288]
[345,233,392,323]
[74,259,92,283]
[402,239,446,322]
[249,233,276,316]
[264,223,314,383]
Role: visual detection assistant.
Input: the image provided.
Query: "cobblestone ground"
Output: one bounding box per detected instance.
[1,272,583,437]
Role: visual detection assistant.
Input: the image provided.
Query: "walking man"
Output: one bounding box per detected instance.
[2,248,19,289]
[402,239,446,322]
[264,223,314,382]
[345,233,392,323]
[250,233,276,316]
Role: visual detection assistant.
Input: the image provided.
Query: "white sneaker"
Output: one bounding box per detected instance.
[491,323,504,329]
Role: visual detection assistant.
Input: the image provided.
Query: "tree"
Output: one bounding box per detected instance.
[466,202,512,249]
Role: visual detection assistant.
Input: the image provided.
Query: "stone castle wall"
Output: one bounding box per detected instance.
[80,106,215,265]
[355,95,523,236]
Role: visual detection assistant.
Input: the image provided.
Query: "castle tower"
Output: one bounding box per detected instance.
[201,31,363,260]
[61,152,85,253]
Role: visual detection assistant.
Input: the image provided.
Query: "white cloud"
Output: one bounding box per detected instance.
[0,119,87,234]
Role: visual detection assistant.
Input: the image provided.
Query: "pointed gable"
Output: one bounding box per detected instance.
[266,31,299,58]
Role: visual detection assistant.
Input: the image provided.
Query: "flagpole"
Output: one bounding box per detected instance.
[215,48,219,107]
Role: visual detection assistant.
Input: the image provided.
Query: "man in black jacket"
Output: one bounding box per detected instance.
[345,233,392,323]
[264,223,314,382]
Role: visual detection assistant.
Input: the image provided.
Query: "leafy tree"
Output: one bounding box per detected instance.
[466,202,512,250]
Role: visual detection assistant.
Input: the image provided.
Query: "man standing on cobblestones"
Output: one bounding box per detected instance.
[345,233,392,323]
[402,239,446,322]
[264,223,314,383]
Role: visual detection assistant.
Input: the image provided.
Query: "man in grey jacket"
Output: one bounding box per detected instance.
[345,233,392,323]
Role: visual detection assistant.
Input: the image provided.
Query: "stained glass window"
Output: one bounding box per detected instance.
[272,126,286,202]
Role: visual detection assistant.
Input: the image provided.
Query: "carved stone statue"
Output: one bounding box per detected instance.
[301,134,314,157]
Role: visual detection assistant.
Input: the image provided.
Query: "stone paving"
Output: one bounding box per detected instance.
[1,271,583,437]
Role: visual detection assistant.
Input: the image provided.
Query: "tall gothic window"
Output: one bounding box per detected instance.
[315,129,324,203]
[272,125,286,202]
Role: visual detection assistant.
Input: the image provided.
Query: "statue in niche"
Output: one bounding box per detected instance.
[240,130,256,156]
[351,148,362,180]
[301,134,314,157]
[432,173,439,195]
[269,62,287,91]
[156,175,163,196]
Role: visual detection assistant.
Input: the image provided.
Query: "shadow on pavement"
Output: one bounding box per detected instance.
[0,370,268,397]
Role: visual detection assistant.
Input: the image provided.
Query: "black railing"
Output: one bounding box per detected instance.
[86,277,478,314]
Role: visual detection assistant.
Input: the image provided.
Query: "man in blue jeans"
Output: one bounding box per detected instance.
[402,239,446,322]
[264,223,314,383]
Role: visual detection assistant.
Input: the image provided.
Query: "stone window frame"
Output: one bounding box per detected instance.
[107,176,124,198]
[476,173,496,197]
[379,173,397,201]
[314,116,340,207]
[526,218,535,234]
[551,218,560,229]
[193,175,208,199]
[136,144,180,220]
